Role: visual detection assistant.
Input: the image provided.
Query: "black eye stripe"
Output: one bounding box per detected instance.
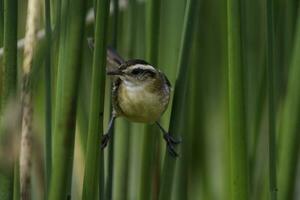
[146,70,156,77]
[131,68,143,75]
[131,68,156,76]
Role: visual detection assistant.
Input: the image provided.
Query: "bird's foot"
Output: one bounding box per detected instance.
[101,133,111,149]
[163,133,181,158]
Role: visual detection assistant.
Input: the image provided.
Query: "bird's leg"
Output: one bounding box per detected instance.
[101,116,116,149]
[155,121,181,157]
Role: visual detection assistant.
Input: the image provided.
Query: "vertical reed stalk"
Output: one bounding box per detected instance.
[266,0,277,199]
[227,0,248,199]
[82,0,110,199]
[2,0,17,104]
[283,0,298,66]
[139,0,160,199]
[19,0,39,199]
[159,0,199,199]
[48,0,86,199]
[0,0,3,48]
[278,9,300,200]
[0,0,18,199]
[145,0,160,64]
[44,0,52,197]
[112,119,130,200]
[106,1,119,199]
[112,0,119,48]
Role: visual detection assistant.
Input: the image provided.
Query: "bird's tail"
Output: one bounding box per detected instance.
[107,46,125,66]
[87,37,125,71]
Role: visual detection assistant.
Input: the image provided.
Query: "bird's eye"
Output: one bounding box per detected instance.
[131,68,143,75]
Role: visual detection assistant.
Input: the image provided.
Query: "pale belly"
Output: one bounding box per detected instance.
[118,86,169,123]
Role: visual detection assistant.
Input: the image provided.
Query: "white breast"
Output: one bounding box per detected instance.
[118,82,170,123]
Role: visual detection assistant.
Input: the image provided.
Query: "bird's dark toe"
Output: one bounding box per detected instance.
[164,133,181,145]
[101,134,111,150]
[166,143,179,158]
[163,134,180,157]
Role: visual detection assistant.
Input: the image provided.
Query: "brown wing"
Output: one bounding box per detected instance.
[162,73,171,88]
[111,78,123,116]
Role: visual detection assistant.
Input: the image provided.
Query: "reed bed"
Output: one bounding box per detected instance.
[0,0,299,199]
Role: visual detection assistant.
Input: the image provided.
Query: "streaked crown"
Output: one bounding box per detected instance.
[107,59,159,84]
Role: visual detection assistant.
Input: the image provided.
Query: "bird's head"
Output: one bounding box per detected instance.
[107,59,159,86]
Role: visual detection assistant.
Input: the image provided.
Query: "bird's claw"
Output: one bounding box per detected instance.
[101,134,111,150]
[164,133,181,145]
[163,133,181,158]
[166,143,179,157]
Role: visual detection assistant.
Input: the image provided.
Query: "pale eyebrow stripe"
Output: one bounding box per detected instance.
[131,64,156,71]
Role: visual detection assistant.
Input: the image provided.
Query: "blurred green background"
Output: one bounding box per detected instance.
[0,0,300,199]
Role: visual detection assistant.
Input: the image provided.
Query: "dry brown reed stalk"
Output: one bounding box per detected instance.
[19,0,40,199]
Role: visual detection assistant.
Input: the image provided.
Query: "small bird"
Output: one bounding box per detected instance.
[88,39,180,157]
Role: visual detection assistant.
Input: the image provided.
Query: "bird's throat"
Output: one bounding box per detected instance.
[117,81,169,123]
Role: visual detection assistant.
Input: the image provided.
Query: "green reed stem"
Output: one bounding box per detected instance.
[278,9,300,200]
[48,0,86,199]
[44,0,52,197]
[0,0,18,199]
[159,0,199,199]
[82,0,110,199]
[0,0,3,48]
[2,0,17,108]
[227,0,249,199]
[266,0,277,199]
[139,0,160,199]
[106,0,119,199]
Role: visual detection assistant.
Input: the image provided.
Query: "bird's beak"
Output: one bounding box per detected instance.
[106,68,123,75]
